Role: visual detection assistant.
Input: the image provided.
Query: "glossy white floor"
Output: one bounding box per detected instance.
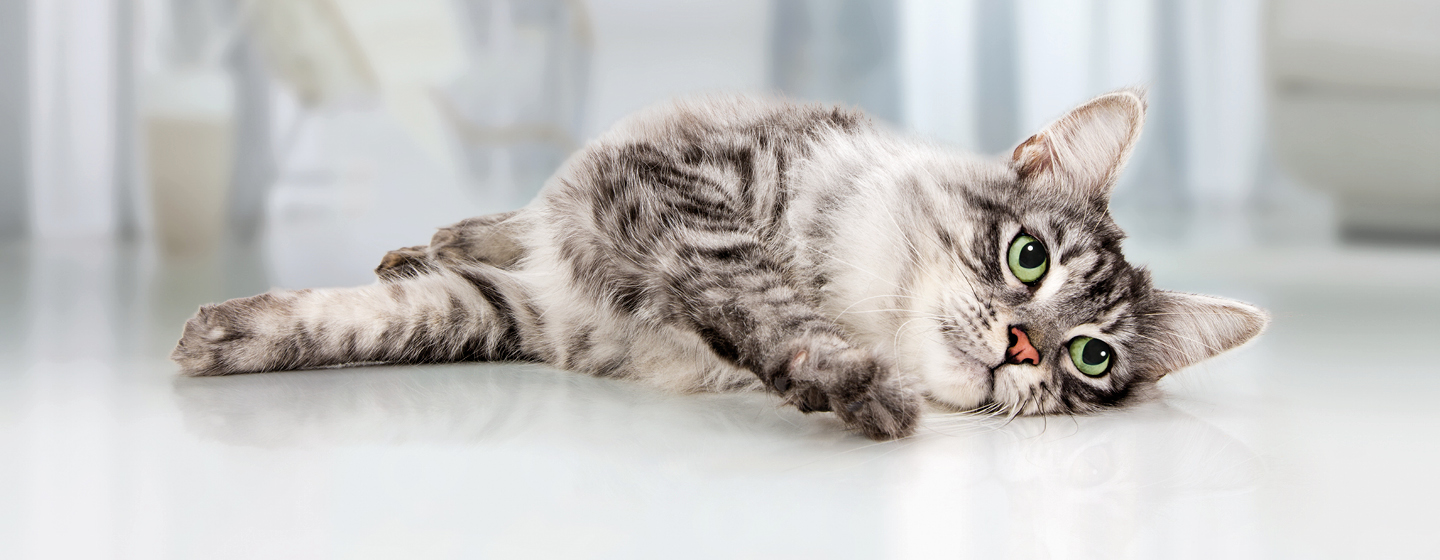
[4,211,1440,560]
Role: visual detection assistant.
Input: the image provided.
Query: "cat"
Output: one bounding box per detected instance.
[171,89,1268,440]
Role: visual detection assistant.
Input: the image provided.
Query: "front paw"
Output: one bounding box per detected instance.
[770,341,921,440]
[834,375,921,441]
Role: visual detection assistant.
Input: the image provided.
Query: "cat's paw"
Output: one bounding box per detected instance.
[171,295,281,376]
[172,304,239,376]
[770,340,921,440]
[833,374,922,441]
[375,245,433,281]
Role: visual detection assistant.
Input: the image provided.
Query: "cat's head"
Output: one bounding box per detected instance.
[901,89,1268,414]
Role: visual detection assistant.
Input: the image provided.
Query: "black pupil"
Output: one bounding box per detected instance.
[1018,240,1047,269]
[1082,339,1110,366]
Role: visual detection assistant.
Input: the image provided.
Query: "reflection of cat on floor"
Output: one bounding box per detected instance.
[174,360,1261,553]
[171,363,848,451]
[173,90,1266,440]
[889,402,1263,557]
[172,362,1258,495]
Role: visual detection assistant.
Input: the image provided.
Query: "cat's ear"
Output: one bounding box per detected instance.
[1147,291,1269,374]
[1012,88,1146,199]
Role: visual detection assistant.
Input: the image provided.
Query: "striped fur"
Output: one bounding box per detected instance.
[173,91,1268,440]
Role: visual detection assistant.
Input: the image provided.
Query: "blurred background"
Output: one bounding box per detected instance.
[7,0,1437,274]
[3,1,1440,559]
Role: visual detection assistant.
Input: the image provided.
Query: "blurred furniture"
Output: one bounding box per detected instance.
[1268,0,1440,238]
[145,70,234,256]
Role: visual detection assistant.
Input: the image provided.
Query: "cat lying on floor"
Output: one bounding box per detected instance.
[173,89,1267,440]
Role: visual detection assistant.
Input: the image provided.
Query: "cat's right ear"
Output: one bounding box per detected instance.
[1012,88,1146,201]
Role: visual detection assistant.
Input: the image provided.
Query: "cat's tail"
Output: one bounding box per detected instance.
[171,263,536,376]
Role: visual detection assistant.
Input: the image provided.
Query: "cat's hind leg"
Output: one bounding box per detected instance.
[374,245,435,280]
[172,264,536,376]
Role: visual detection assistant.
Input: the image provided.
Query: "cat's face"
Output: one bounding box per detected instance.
[899,90,1267,414]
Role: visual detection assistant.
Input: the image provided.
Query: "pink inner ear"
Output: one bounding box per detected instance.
[1007,327,1041,366]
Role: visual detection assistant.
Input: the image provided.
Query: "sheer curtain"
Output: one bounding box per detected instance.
[0,0,256,245]
[21,0,121,241]
[0,1,28,239]
[895,0,1267,210]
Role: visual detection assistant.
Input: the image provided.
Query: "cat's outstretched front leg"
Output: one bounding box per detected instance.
[172,264,533,376]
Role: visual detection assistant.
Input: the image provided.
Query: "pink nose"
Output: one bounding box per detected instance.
[1007,327,1040,366]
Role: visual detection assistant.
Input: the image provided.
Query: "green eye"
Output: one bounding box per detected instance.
[1068,336,1114,377]
[1006,234,1049,284]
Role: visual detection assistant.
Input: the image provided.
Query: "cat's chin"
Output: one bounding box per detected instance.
[917,357,995,411]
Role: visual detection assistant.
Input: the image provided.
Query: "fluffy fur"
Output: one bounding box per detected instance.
[172,90,1268,440]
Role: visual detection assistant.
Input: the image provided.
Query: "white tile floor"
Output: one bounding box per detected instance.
[3,228,1440,559]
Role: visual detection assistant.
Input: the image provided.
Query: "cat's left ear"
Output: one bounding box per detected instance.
[1012,88,1146,200]
[1147,291,1269,375]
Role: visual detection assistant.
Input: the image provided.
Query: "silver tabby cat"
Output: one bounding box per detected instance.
[173,89,1267,440]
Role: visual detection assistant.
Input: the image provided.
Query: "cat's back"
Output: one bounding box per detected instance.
[538,94,878,206]
[595,94,872,148]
